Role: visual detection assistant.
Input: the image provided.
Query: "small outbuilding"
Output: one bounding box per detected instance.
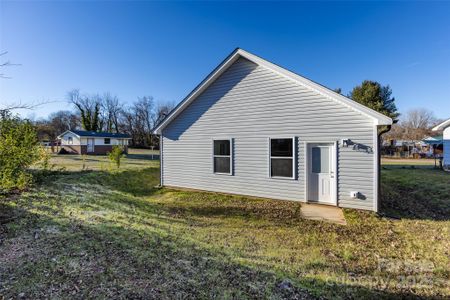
[57,130,131,155]
[432,119,450,170]
[153,48,393,212]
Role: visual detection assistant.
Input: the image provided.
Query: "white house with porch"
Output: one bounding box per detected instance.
[432,118,450,170]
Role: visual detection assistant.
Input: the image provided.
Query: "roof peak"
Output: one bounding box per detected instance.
[432,118,450,131]
[153,48,392,134]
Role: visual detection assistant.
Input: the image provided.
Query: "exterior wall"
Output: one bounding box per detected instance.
[162,58,377,211]
[444,127,450,140]
[61,136,129,155]
[443,127,450,168]
[79,137,129,146]
[60,132,81,146]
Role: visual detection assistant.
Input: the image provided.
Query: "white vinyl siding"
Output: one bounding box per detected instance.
[61,132,80,145]
[162,58,377,211]
[78,138,128,146]
[443,127,450,167]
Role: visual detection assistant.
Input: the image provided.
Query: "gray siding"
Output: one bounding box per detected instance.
[162,58,377,211]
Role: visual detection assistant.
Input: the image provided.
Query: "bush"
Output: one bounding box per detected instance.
[0,116,42,193]
[108,146,125,169]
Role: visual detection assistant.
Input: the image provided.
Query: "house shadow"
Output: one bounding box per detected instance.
[379,167,450,221]
[125,153,160,160]
[0,202,435,300]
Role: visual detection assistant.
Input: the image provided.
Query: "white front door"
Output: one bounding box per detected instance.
[87,138,95,153]
[308,143,336,204]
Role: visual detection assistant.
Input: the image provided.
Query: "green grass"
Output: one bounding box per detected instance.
[0,153,448,299]
[42,148,159,171]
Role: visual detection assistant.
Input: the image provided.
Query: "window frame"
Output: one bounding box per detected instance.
[67,136,73,145]
[268,137,296,180]
[104,138,111,145]
[212,138,233,175]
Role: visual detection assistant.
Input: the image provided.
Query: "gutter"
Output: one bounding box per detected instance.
[377,124,393,213]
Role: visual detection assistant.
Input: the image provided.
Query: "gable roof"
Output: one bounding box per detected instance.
[58,130,131,139]
[432,118,450,131]
[153,48,392,134]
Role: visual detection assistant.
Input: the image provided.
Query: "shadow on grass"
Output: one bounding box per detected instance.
[0,204,428,300]
[125,153,160,160]
[51,167,162,197]
[380,167,450,221]
[1,164,448,298]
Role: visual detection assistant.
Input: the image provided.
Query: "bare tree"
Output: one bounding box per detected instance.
[0,51,20,79]
[153,101,174,126]
[101,93,122,132]
[133,96,155,146]
[34,110,80,142]
[0,100,55,120]
[401,108,437,141]
[383,108,440,145]
[66,88,174,148]
[68,89,101,131]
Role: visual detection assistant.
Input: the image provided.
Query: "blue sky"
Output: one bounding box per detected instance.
[1,1,450,119]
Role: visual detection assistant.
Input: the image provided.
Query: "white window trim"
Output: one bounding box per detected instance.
[67,136,73,145]
[268,137,296,180]
[212,138,233,175]
[104,138,111,145]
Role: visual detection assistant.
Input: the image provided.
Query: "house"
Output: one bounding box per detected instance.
[422,135,443,158]
[432,119,450,170]
[153,48,392,212]
[382,139,434,158]
[57,130,131,155]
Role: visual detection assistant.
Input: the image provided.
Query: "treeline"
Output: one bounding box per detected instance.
[385,108,443,141]
[35,89,174,148]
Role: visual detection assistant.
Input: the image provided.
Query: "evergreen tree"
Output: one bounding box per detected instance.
[349,80,399,122]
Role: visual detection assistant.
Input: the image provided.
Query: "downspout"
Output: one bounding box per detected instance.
[377,124,393,212]
[159,131,163,187]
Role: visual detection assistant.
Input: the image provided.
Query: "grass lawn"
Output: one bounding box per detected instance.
[382,158,438,167]
[0,153,448,299]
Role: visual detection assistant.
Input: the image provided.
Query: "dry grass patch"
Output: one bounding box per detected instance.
[0,156,448,299]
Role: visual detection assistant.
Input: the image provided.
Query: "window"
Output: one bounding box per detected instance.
[104,138,111,145]
[67,136,73,145]
[270,138,295,178]
[213,139,232,174]
[311,146,330,174]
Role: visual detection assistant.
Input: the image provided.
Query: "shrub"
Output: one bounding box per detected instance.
[0,116,42,192]
[108,146,125,169]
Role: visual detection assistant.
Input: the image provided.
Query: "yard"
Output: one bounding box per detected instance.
[0,151,448,299]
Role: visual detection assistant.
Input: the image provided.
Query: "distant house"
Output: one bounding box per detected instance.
[382,138,438,158]
[433,119,450,170]
[153,48,393,212]
[423,135,443,157]
[57,130,131,155]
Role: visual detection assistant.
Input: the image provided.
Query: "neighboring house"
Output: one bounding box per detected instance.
[432,119,450,170]
[423,135,443,157]
[57,130,131,155]
[382,139,434,158]
[153,48,392,212]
